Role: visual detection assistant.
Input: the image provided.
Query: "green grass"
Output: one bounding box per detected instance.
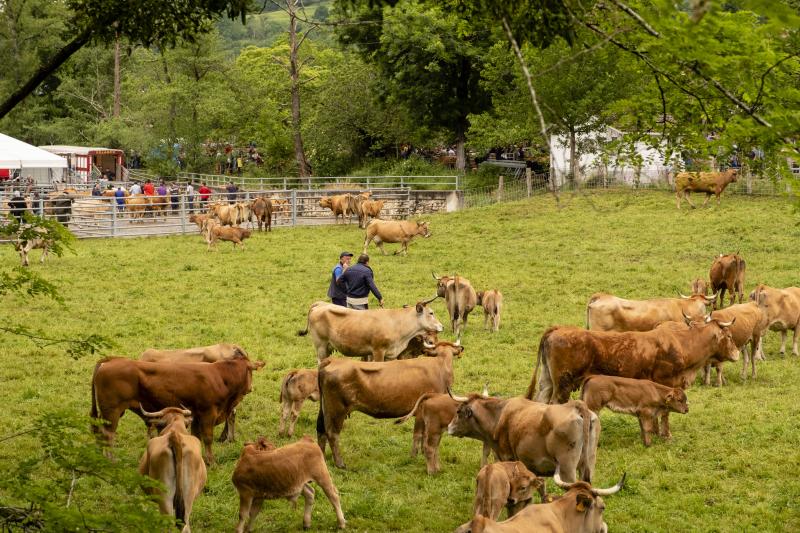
[2,190,800,531]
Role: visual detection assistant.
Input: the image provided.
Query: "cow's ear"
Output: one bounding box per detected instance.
[464,406,473,418]
[575,493,593,513]
[416,303,423,313]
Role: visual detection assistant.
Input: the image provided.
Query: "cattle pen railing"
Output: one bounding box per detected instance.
[177,173,461,191]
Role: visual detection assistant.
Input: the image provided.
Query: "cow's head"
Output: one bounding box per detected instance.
[415,297,444,332]
[319,197,332,208]
[507,462,543,506]
[476,291,484,306]
[416,221,431,237]
[447,394,499,438]
[690,278,710,296]
[728,168,739,182]
[553,471,625,533]
[423,341,464,359]
[665,388,689,414]
[139,405,193,433]
[432,273,454,297]
[682,312,739,362]
[244,436,276,452]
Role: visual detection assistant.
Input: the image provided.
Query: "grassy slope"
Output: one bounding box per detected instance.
[2,190,799,532]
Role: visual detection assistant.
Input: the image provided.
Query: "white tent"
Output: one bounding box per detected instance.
[0,132,68,185]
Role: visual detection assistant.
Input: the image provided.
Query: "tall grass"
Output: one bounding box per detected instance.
[1,190,799,531]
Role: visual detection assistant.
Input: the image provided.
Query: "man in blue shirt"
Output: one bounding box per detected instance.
[337,253,384,310]
[327,251,352,306]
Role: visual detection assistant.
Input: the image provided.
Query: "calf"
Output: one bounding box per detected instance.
[207,225,252,251]
[709,253,746,309]
[704,302,768,384]
[477,289,503,332]
[580,375,688,446]
[750,284,800,357]
[138,407,206,533]
[690,278,709,296]
[232,436,346,532]
[278,369,319,437]
[188,213,210,231]
[433,273,478,343]
[471,462,544,523]
[397,331,439,360]
[14,226,52,267]
[675,168,738,209]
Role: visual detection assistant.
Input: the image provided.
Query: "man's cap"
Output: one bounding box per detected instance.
[340,251,354,258]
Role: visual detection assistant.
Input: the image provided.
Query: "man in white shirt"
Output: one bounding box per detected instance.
[185,181,196,212]
[129,182,142,195]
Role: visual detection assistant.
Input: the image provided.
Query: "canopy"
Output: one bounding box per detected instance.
[0,132,68,169]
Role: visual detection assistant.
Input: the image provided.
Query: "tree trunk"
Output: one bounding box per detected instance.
[288,0,312,183]
[0,27,93,120]
[113,34,121,118]
[455,128,466,172]
[569,126,578,186]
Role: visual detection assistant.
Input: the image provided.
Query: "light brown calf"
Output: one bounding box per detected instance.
[206,224,251,251]
[189,213,210,231]
[278,369,319,437]
[750,284,800,357]
[473,462,543,521]
[580,375,688,446]
[704,302,768,384]
[232,436,346,532]
[477,289,503,332]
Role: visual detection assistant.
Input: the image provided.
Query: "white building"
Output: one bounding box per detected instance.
[0,132,68,185]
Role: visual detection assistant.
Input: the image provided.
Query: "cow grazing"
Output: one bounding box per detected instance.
[675,168,738,208]
[691,278,710,296]
[317,341,463,468]
[710,253,746,309]
[358,199,385,229]
[207,225,251,251]
[394,384,489,475]
[750,284,800,357]
[232,436,346,532]
[279,369,319,437]
[461,471,625,533]
[297,299,443,362]
[363,219,430,256]
[704,302,768,384]
[529,316,739,404]
[250,197,273,232]
[586,292,713,332]
[14,226,52,267]
[447,395,600,484]
[477,289,503,332]
[140,343,248,363]
[138,407,206,533]
[434,273,478,343]
[90,353,265,463]
[319,194,354,224]
[580,375,688,446]
[458,462,544,530]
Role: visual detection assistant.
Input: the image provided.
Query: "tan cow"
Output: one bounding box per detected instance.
[125,194,151,222]
[297,299,443,362]
[462,472,625,533]
[704,302,768,384]
[319,194,354,224]
[250,197,273,232]
[278,368,319,437]
[14,226,52,267]
[586,292,713,331]
[447,395,600,484]
[150,194,169,218]
[750,284,800,357]
[138,407,206,533]
[477,289,503,332]
[140,343,248,363]
[691,278,710,296]
[269,195,289,222]
[232,436,346,532]
[434,274,478,342]
[358,199,385,229]
[710,253,746,309]
[208,202,238,226]
[317,341,463,468]
[580,375,688,446]
[675,168,738,208]
[363,219,430,256]
[188,213,211,231]
[206,225,251,251]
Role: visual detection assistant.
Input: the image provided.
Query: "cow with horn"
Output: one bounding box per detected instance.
[586,291,715,332]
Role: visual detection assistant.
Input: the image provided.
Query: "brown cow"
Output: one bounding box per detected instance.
[586,292,713,332]
[250,197,273,232]
[363,219,430,256]
[278,369,319,437]
[138,407,206,533]
[710,253,746,309]
[675,168,738,208]
[348,192,371,228]
[434,273,478,343]
[529,316,739,404]
[580,375,688,446]
[207,225,251,251]
[232,436,346,532]
[317,341,463,468]
[394,384,489,475]
[319,194,354,224]
[691,278,710,296]
[125,194,151,222]
[477,289,503,332]
[461,472,625,533]
[297,299,443,362]
[150,194,169,218]
[358,199,385,229]
[189,213,210,231]
[90,353,265,463]
[208,202,238,226]
[447,396,600,484]
[750,284,800,357]
[397,331,440,359]
[140,343,248,363]
[704,302,768,384]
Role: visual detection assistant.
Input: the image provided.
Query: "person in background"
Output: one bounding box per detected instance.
[129,181,142,195]
[327,251,353,307]
[157,181,167,197]
[114,186,126,212]
[8,191,29,223]
[185,181,196,213]
[143,179,155,196]
[170,183,179,214]
[199,182,212,206]
[226,181,238,204]
[92,183,102,196]
[337,253,384,310]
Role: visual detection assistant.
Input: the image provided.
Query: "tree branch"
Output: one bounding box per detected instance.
[611,0,660,37]
[753,53,799,109]
[685,62,771,127]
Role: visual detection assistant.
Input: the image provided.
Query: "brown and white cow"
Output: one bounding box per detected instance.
[477,289,503,332]
[138,407,206,533]
[580,375,688,446]
[709,253,746,309]
[232,436,346,532]
[90,353,265,463]
[278,368,319,437]
[447,395,600,484]
[434,274,478,343]
[317,341,463,468]
[297,299,443,362]
[14,226,52,267]
[319,194,355,224]
[461,471,625,533]
[529,316,739,404]
[675,168,738,209]
[363,219,430,256]
[750,284,800,357]
[586,292,713,332]
[250,197,273,232]
[703,302,768,384]
[140,343,248,363]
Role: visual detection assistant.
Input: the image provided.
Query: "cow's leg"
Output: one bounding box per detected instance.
[198,416,215,464]
[424,430,443,474]
[750,343,757,379]
[638,414,653,447]
[218,409,236,443]
[741,345,750,381]
[372,349,385,362]
[411,418,424,457]
[301,484,315,529]
[362,234,372,254]
[493,312,500,332]
[376,239,388,255]
[235,494,253,533]
[554,452,580,484]
[716,362,726,386]
[729,290,735,307]
[779,330,787,356]
[279,401,290,436]
[480,441,490,467]
[717,287,727,310]
[323,404,347,469]
[675,190,681,209]
[40,247,48,264]
[684,191,696,208]
[313,470,346,529]
[659,411,672,439]
[702,364,712,386]
[754,336,765,361]
[288,400,303,437]
[792,324,800,356]
[702,192,712,207]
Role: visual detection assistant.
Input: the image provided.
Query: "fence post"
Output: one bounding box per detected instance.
[283,177,288,190]
[497,175,504,202]
[180,194,186,235]
[366,176,371,189]
[526,168,532,197]
[400,176,405,188]
[111,201,117,237]
[455,174,461,190]
[291,190,297,227]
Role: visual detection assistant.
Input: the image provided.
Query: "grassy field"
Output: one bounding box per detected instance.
[2,190,800,532]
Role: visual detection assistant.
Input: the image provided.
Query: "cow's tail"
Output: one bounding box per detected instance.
[525,328,555,402]
[169,431,186,527]
[297,305,314,336]
[279,371,297,403]
[585,293,602,330]
[395,393,428,425]
[90,357,112,432]
[316,360,330,437]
